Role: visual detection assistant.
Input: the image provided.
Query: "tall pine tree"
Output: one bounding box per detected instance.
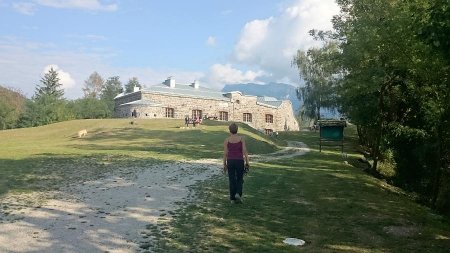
[19,67,67,127]
[35,67,64,100]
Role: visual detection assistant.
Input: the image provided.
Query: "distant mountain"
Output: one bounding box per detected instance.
[222,82,301,111]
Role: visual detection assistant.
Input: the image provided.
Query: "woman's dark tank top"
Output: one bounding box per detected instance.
[227,140,243,160]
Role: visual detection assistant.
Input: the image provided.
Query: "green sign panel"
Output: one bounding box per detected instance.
[318,120,346,152]
[320,126,344,140]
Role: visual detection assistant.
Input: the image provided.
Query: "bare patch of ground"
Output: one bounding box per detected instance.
[383,225,420,237]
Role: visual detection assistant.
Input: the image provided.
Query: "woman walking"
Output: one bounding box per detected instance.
[223,123,250,203]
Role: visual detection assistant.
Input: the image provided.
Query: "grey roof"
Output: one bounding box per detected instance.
[114,92,126,99]
[256,96,283,108]
[119,99,162,107]
[142,83,229,101]
[116,82,287,109]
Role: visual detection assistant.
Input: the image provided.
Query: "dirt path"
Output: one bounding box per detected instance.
[251,141,310,161]
[0,142,309,253]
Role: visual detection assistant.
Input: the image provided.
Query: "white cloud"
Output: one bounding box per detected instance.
[206,36,216,47]
[13,2,36,15]
[36,0,117,12]
[42,64,76,90]
[204,63,265,88]
[12,0,117,15]
[231,0,339,84]
[234,18,272,62]
[66,34,107,42]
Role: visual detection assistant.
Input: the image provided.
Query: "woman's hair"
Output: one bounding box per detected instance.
[229,123,238,134]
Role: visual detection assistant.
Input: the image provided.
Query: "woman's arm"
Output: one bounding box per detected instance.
[242,137,249,165]
[223,139,228,172]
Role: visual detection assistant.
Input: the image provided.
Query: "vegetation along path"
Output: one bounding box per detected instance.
[0,119,449,252]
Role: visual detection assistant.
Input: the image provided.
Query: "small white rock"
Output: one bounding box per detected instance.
[283,238,305,246]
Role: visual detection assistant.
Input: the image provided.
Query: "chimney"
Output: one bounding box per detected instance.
[133,86,140,92]
[191,80,200,89]
[164,76,176,88]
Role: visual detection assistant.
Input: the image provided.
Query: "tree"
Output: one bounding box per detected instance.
[35,67,64,100]
[412,0,450,212]
[416,0,450,60]
[293,42,339,121]
[0,99,14,130]
[101,76,123,117]
[19,94,68,127]
[83,72,104,98]
[19,68,67,127]
[66,98,110,119]
[328,0,450,212]
[0,86,26,129]
[124,77,141,93]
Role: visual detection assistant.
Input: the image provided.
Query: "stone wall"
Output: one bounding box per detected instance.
[115,104,162,118]
[226,92,299,132]
[141,92,229,119]
[115,90,299,132]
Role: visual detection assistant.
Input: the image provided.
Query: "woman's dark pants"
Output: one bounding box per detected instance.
[227,159,244,200]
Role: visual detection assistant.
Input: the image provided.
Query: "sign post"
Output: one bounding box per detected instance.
[318,120,346,153]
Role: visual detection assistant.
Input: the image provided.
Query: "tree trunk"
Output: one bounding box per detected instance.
[432,105,448,210]
[372,79,388,175]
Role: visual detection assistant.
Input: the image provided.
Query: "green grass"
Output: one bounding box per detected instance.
[0,119,279,196]
[140,126,450,253]
[1,119,449,252]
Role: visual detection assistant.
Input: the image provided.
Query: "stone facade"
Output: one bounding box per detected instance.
[115,77,299,132]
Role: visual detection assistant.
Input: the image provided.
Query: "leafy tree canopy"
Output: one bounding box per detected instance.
[83,71,104,99]
[125,77,141,93]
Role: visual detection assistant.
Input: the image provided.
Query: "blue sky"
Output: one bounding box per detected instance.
[0,0,339,99]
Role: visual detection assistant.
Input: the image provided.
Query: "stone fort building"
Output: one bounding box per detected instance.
[114,77,299,133]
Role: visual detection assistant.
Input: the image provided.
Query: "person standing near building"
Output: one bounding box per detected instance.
[223,123,250,204]
[184,116,189,127]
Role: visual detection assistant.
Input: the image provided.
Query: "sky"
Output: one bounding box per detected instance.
[0,0,340,99]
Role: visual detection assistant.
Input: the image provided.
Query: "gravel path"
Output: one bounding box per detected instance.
[0,142,309,253]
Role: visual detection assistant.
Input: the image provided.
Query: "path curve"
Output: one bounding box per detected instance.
[251,141,310,161]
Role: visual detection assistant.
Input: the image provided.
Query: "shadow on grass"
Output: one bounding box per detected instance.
[0,153,160,197]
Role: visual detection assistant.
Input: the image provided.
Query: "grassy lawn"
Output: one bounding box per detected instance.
[140,128,450,252]
[0,119,280,196]
[1,119,449,252]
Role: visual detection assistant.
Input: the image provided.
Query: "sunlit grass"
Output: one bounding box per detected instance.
[147,126,450,253]
[0,119,279,196]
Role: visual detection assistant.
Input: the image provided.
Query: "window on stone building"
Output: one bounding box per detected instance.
[219,111,228,121]
[265,129,273,135]
[265,114,273,123]
[243,113,252,122]
[192,109,202,119]
[165,108,174,118]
